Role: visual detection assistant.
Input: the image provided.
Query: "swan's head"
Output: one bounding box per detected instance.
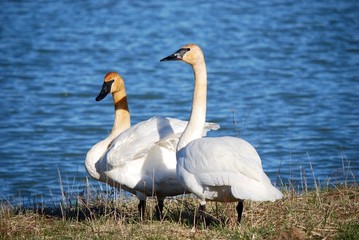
[96,72,125,101]
[160,44,204,66]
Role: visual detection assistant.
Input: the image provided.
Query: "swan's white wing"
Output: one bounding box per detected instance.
[194,171,282,201]
[179,136,264,182]
[156,133,181,152]
[102,116,219,168]
[156,121,220,151]
[103,116,182,168]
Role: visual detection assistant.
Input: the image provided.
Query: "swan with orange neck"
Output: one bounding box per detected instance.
[85,72,220,220]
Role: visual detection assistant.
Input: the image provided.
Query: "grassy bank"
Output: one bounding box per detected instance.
[1,184,358,239]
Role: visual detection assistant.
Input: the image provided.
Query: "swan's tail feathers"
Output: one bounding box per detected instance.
[267,186,283,202]
[231,183,283,202]
[202,122,220,136]
[265,186,283,201]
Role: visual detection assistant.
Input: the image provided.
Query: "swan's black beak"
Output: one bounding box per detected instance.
[160,48,190,62]
[160,53,180,62]
[95,80,114,101]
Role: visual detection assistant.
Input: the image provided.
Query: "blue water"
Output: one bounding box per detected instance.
[1,0,358,202]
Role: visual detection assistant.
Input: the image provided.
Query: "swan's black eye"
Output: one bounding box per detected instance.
[178,48,190,53]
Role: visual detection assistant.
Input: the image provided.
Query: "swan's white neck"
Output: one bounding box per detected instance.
[177,61,207,151]
[85,88,130,178]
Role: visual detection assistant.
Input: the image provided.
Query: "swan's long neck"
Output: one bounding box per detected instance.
[177,61,207,151]
[111,87,131,138]
[85,87,130,179]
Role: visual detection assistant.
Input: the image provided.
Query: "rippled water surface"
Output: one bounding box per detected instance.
[1,0,358,201]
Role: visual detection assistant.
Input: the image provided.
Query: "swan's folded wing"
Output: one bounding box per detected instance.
[104,118,162,167]
[195,171,282,201]
[104,117,220,168]
[180,137,264,182]
[192,171,259,200]
[103,116,184,167]
[156,121,220,151]
[156,133,181,152]
[195,171,250,187]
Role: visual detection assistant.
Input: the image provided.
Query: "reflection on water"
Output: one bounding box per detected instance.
[0,0,358,201]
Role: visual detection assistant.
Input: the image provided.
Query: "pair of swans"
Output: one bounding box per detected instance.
[86,44,282,223]
[85,72,219,220]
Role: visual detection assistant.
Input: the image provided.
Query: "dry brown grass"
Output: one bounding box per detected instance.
[1,185,358,239]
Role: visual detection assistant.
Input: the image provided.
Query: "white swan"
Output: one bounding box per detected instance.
[85,72,220,220]
[160,44,283,223]
[85,72,131,182]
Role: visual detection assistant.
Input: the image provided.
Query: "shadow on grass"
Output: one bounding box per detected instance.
[7,191,236,230]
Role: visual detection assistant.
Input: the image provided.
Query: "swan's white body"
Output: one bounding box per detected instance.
[85,72,219,203]
[161,44,283,208]
[177,137,283,203]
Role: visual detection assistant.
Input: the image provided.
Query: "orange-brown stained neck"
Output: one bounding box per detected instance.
[102,72,129,110]
[110,91,130,143]
[105,72,131,135]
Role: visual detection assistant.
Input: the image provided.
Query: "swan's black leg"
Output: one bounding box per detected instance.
[138,200,146,221]
[236,201,244,223]
[199,203,207,227]
[156,199,164,220]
